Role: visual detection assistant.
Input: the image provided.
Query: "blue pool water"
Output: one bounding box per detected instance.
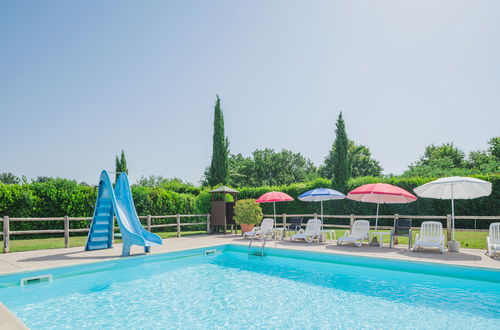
[1,245,499,329]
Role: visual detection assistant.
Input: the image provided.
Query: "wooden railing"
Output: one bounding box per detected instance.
[264,213,500,241]
[2,213,499,253]
[1,214,210,253]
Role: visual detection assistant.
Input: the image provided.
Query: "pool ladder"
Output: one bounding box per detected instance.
[248,234,269,257]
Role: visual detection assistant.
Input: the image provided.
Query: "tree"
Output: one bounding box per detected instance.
[403,139,500,177]
[120,150,128,175]
[415,143,465,168]
[487,137,500,160]
[350,143,383,177]
[206,95,229,186]
[320,141,382,179]
[115,155,121,182]
[404,143,467,177]
[331,113,350,191]
[115,149,128,182]
[227,149,317,187]
[0,172,20,184]
[467,137,500,173]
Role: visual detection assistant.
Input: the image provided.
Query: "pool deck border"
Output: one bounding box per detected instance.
[0,303,28,329]
[0,234,499,276]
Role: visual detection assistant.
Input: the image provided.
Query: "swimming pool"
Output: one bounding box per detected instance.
[1,245,499,329]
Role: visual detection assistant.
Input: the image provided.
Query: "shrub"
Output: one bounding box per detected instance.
[233,199,263,225]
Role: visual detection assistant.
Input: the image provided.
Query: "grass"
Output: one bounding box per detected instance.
[241,228,488,249]
[327,229,488,249]
[0,231,206,253]
[0,229,489,253]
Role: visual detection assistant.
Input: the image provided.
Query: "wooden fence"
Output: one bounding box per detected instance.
[2,213,500,253]
[264,213,500,241]
[1,214,210,253]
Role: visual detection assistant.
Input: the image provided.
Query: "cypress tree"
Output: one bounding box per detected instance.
[115,150,128,183]
[332,112,349,191]
[115,155,121,183]
[120,150,128,175]
[207,95,229,186]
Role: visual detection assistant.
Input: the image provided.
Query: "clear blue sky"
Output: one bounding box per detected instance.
[1,1,499,185]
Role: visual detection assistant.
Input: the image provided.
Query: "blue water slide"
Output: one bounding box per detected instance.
[85,171,115,251]
[85,170,162,256]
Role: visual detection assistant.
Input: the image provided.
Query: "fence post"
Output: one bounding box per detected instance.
[446,214,452,242]
[176,214,181,238]
[282,214,286,228]
[147,215,152,232]
[3,216,9,253]
[206,213,211,233]
[350,214,354,228]
[64,216,69,248]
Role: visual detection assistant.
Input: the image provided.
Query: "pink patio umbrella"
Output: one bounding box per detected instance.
[256,192,294,230]
[346,183,417,230]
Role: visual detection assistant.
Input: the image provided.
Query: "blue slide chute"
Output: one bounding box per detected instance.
[85,170,162,256]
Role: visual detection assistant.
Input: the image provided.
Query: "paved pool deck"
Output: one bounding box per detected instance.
[0,234,499,275]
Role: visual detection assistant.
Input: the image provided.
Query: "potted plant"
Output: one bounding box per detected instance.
[234,199,263,235]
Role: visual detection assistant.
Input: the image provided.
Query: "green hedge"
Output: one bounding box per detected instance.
[1,175,498,234]
[0,179,197,234]
[233,175,500,229]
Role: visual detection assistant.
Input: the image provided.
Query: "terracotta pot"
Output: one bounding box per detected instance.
[240,224,255,235]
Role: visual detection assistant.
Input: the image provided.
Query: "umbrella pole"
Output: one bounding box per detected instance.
[273,201,276,237]
[321,200,324,231]
[451,189,455,242]
[375,203,380,230]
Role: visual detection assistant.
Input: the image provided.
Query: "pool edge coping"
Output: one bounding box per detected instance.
[0,303,28,329]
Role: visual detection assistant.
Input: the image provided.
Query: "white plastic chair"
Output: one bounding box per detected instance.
[487,222,500,258]
[243,218,274,239]
[337,220,370,247]
[413,221,445,254]
[291,219,321,243]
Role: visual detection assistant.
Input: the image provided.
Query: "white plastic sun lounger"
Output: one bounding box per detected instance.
[337,220,370,247]
[291,219,321,243]
[413,221,445,254]
[243,218,274,239]
[487,222,500,258]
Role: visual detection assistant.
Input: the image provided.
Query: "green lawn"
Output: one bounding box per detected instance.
[0,231,206,253]
[326,229,488,249]
[241,228,488,250]
[0,229,488,253]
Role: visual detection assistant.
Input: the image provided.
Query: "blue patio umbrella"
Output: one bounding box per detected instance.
[298,188,346,229]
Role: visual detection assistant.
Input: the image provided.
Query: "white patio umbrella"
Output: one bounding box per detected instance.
[414,177,492,241]
[298,188,345,230]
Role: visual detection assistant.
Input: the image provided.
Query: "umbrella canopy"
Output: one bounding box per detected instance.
[347,183,417,229]
[413,177,492,200]
[256,191,294,203]
[256,192,294,231]
[414,176,492,241]
[298,188,345,202]
[298,188,345,229]
[347,183,417,204]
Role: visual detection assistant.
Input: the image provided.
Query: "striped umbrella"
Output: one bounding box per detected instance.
[298,188,345,230]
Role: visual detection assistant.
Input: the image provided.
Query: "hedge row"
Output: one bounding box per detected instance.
[0,179,196,233]
[1,175,498,233]
[195,175,500,229]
